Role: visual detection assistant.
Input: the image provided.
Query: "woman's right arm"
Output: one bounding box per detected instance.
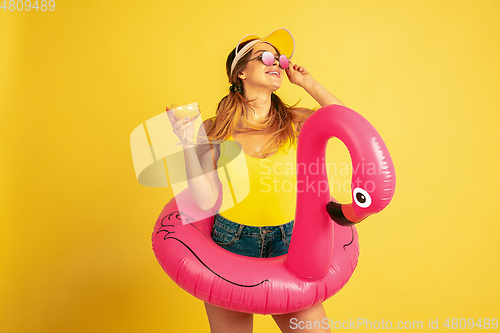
[183,118,220,211]
[167,109,220,211]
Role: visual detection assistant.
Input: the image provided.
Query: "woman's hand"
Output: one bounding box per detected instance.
[285,61,314,88]
[166,107,200,144]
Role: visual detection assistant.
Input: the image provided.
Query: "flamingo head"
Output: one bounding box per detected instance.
[327,170,395,226]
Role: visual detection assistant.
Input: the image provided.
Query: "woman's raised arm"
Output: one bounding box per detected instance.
[167,110,220,211]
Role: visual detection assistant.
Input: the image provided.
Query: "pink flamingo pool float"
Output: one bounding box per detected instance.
[151,104,395,314]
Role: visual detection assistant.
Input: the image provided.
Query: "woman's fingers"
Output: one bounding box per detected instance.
[166,106,199,140]
[293,64,306,72]
[166,106,198,142]
[167,107,176,123]
[289,61,302,70]
[180,121,192,131]
[175,117,190,129]
[286,61,307,75]
[289,60,305,71]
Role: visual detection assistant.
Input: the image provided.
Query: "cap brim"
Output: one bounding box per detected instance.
[236,28,295,59]
[259,28,295,58]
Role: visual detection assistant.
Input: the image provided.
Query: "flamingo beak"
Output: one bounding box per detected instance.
[326,202,365,226]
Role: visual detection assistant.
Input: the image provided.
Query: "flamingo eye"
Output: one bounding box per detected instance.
[353,188,371,208]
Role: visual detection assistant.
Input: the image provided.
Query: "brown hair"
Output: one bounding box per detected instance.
[197,39,314,158]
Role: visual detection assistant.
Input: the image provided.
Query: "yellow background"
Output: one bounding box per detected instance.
[1,0,499,332]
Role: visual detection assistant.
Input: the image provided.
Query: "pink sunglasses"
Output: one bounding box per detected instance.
[248,51,289,69]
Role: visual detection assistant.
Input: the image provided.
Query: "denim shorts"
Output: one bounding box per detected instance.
[211,213,294,258]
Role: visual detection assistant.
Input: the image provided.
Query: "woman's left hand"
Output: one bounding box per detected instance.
[285,61,314,88]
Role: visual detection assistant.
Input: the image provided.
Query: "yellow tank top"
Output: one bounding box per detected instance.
[216,128,297,226]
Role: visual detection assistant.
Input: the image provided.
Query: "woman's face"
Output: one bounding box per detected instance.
[238,42,283,92]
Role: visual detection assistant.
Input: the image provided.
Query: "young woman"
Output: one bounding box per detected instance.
[167,28,344,333]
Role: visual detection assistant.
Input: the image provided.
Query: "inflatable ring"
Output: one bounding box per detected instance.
[151,105,395,315]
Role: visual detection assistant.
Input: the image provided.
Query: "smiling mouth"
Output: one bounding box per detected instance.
[266,71,280,77]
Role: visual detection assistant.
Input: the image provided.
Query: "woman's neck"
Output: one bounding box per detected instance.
[241,91,273,127]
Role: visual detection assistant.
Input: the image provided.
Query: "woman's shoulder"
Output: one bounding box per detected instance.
[203,116,216,128]
[200,116,220,139]
[203,116,234,141]
[291,107,315,133]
